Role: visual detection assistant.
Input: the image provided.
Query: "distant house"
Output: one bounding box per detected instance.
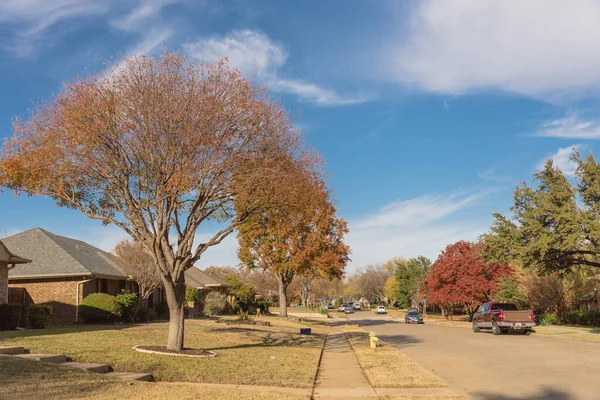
[184,267,231,317]
[0,239,30,304]
[185,267,231,291]
[4,228,138,324]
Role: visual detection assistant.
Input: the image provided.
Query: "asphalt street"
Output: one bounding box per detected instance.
[347,311,600,400]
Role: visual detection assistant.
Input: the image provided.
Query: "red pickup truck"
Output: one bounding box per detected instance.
[472,302,535,335]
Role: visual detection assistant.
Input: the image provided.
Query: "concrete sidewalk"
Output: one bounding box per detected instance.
[313,323,461,399]
[313,324,376,399]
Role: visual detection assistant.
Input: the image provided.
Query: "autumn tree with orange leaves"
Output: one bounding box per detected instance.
[425,241,512,320]
[0,52,316,351]
[236,166,350,317]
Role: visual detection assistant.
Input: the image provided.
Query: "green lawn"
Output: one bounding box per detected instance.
[0,316,327,388]
[0,356,310,400]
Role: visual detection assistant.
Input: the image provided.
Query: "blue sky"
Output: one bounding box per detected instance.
[2,0,600,271]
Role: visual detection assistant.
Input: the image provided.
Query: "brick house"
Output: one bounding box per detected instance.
[4,228,136,324]
[0,239,30,303]
[184,267,231,317]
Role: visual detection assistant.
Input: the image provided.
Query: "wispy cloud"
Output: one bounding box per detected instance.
[110,0,178,32]
[385,0,600,100]
[346,191,491,271]
[130,27,173,56]
[535,113,600,139]
[184,30,371,106]
[477,165,513,182]
[537,145,582,176]
[1,0,109,57]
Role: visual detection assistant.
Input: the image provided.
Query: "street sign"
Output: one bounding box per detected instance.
[316,297,324,301]
[421,299,427,303]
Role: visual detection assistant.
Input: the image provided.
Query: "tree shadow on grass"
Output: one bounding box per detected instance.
[0,322,154,341]
[473,387,573,400]
[205,330,326,351]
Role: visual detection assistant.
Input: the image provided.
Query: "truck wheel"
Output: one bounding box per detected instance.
[524,330,532,335]
[472,320,481,332]
[491,320,502,335]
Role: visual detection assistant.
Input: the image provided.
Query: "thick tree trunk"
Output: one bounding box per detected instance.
[163,274,187,351]
[276,272,293,317]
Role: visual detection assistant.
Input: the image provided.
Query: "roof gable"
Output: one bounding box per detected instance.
[4,228,125,279]
[185,267,231,289]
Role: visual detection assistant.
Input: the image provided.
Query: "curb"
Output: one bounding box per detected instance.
[310,323,330,400]
[132,345,217,358]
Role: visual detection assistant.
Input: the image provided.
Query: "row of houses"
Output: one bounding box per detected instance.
[0,227,229,324]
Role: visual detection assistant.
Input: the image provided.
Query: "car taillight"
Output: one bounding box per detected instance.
[498,310,504,322]
[530,311,535,321]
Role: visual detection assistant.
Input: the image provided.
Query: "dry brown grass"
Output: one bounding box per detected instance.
[0,316,327,388]
[0,356,309,400]
[344,328,447,389]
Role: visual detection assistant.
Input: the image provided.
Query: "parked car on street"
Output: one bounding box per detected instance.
[338,303,348,312]
[405,311,424,324]
[375,306,387,314]
[353,303,361,310]
[344,306,354,314]
[327,304,334,310]
[472,302,536,335]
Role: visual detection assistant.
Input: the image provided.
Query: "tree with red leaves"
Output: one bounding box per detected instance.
[426,241,512,320]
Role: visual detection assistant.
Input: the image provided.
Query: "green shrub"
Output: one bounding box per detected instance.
[536,313,557,325]
[186,287,200,303]
[319,306,329,315]
[115,290,138,322]
[0,303,22,330]
[28,304,52,329]
[156,301,169,319]
[238,311,253,322]
[204,292,227,316]
[147,308,157,321]
[135,306,149,322]
[20,305,30,329]
[79,293,122,323]
[257,301,270,314]
[563,310,600,326]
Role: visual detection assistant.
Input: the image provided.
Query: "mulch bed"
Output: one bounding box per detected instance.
[216,320,271,326]
[134,345,216,357]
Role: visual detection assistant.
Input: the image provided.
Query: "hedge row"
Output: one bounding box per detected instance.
[0,303,53,330]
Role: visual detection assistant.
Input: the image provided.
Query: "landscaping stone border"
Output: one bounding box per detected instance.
[132,345,217,358]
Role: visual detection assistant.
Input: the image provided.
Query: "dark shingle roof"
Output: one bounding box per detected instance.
[4,228,126,279]
[0,239,30,264]
[185,268,231,289]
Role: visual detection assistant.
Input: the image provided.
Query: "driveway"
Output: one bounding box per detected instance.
[348,311,600,400]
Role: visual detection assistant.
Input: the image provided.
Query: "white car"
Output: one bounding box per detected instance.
[353,303,361,310]
[375,306,387,314]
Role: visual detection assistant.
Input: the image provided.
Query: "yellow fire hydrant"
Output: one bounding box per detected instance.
[369,331,379,348]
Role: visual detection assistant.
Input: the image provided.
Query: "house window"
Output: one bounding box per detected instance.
[119,280,125,291]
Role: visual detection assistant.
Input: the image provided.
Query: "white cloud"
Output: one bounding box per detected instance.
[184,30,370,106]
[0,0,108,56]
[477,165,513,183]
[386,0,600,99]
[130,27,173,56]
[538,145,581,176]
[346,192,491,271]
[536,113,600,139]
[111,0,178,32]
[355,193,483,230]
